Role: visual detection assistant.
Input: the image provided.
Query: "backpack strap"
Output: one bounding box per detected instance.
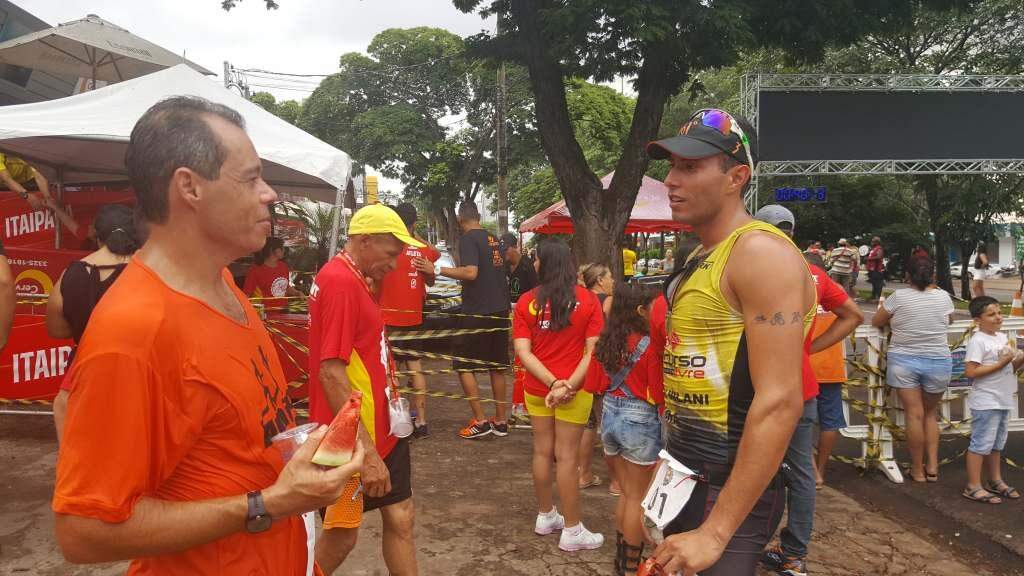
[605,336,650,399]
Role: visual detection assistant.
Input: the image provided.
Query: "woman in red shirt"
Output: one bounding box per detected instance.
[513,239,605,553]
[243,236,303,311]
[594,282,664,575]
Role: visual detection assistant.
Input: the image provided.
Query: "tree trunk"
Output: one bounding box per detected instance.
[921,175,954,293]
[507,0,679,277]
[959,241,975,299]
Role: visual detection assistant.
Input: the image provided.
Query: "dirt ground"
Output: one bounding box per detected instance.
[0,368,1020,575]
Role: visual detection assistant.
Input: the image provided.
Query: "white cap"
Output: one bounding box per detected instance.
[753,204,795,229]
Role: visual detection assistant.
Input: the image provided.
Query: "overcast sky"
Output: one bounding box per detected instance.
[18,0,496,195]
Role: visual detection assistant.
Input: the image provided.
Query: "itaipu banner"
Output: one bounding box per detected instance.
[2,247,84,403]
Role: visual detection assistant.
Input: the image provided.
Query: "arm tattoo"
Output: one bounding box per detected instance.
[752,311,802,327]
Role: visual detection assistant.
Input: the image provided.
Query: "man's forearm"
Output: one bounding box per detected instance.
[700,387,801,544]
[56,494,247,564]
[321,363,354,416]
[439,266,476,281]
[809,315,859,354]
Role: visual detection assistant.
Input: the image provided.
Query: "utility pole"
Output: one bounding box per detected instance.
[494,16,509,234]
[222,61,249,98]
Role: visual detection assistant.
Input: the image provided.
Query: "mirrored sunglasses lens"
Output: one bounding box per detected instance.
[700,109,732,135]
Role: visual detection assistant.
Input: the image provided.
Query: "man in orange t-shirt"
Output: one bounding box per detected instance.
[52,97,363,575]
[378,203,439,437]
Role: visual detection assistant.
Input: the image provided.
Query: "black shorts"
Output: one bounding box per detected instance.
[663,463,784,576]
[388,323,426,362]
[452,312,510,372]
[364,437,413,512]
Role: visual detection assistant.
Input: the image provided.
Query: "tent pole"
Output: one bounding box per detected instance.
[54,167,64,249]
[327,185,344,260]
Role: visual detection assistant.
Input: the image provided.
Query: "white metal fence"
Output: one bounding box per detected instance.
[842,317,1024,483]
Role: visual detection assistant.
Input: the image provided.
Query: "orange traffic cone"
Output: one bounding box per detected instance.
[1011,291,1024,317]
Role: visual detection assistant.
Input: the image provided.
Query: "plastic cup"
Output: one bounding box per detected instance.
[271,422,319,463]
[389,397,414,438]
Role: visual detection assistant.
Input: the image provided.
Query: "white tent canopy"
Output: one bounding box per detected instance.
[0,64,351,203]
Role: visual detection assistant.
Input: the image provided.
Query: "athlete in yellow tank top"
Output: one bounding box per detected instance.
[663,220,816,465]
[645,108,817,576]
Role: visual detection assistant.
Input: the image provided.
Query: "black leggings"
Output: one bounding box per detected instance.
[663,468,785,576]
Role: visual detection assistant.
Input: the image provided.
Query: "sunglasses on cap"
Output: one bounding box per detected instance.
[686,108,755,175]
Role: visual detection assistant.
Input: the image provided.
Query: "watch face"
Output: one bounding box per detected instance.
[247,514,272,533]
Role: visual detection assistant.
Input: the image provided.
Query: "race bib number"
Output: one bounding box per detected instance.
[642,450,698,529]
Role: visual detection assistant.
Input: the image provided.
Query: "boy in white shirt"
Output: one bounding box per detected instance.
[963,296,1023,504]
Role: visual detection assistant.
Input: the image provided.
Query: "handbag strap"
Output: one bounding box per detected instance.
[605,335,650,399]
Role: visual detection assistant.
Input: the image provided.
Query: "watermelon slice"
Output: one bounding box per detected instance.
[312,391,362,467]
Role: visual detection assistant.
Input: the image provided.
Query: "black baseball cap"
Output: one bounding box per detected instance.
[647,109,757,169]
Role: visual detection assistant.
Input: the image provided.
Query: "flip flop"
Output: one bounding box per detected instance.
[987,481,1021,500]
[925,472,939,483]
[578,475,602,489]
[962,487,1002,504]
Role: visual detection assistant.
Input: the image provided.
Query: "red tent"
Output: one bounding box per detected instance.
[519,173,683,234]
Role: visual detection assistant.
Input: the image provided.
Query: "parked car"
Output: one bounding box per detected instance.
[950,261,1016,279]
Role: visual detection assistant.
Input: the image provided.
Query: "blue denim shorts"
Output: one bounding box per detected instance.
[601,394,662,466]
[886,353,951,394]
[968,409,1010,455]
[817,383,847,431]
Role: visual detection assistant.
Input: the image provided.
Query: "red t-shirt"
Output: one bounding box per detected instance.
[243,260,290,310]
[801,265,851,400]
[379,244,440,327]
[867,245,885,272]
[512,285,604,397]
[308,256,396,459]
[53,259,311,575]
[586,294,667,405]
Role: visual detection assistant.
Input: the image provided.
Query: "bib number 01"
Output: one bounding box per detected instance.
[641,450,698,530]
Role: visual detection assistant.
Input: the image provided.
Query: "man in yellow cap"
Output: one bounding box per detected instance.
[0,153,51,210]
[308,203,422,575]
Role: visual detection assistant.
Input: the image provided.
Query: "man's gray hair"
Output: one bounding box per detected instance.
[125,96,246,223]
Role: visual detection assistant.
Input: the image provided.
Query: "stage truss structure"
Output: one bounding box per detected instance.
[740,73,1024,209]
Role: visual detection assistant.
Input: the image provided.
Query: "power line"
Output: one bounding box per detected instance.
[236,51,467,79]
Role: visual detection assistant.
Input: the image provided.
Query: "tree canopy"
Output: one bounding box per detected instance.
[454,0,980,271]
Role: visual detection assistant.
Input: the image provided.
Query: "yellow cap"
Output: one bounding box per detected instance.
[348,204,425,248]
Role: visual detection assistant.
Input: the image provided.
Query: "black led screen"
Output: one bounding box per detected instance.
[757,91,1024,162]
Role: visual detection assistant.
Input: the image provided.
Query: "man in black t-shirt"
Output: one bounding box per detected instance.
[438,202,511,439]
[0,237,13,351]
[500,232,537,304]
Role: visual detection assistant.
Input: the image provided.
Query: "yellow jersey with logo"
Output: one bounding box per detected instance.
[663,220,815,465]
[0,153,36,183]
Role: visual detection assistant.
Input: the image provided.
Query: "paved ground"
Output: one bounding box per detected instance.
[1,366,1021,575]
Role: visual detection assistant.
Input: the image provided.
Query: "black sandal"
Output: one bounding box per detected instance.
[614,532,644,576]
[987,481,1021,500]
[963,487,1002,504]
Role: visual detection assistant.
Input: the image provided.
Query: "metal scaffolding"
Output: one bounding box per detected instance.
[740,73,1024,209]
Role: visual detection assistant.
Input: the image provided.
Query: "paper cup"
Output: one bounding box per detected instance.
[271,422,319,463]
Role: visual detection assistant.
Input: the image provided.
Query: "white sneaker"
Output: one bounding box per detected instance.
[558,523,604,551]
[534,508,564,535]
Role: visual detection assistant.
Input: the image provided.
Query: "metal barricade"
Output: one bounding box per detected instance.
[841,317,1024,483]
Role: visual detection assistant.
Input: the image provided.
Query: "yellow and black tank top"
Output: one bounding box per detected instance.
[662,220,815,466]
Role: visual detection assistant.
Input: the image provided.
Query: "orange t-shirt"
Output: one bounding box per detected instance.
[53,257,314,575]
[809,313,848,384]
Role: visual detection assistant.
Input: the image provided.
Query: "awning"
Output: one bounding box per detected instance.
[519,173,682,234]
